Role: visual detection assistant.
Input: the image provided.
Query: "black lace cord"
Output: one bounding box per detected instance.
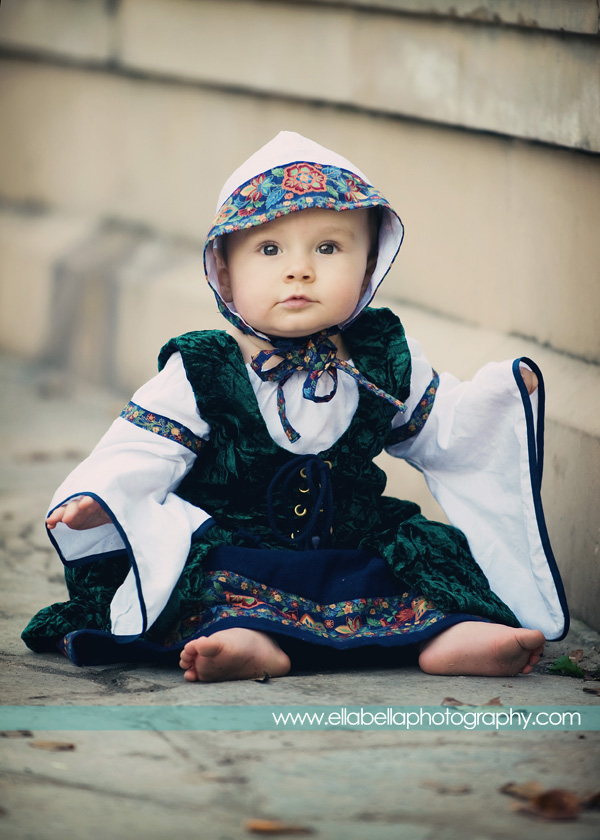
[266,455,334,550]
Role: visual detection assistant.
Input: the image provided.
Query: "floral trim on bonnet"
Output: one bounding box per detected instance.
[205,162,390,243]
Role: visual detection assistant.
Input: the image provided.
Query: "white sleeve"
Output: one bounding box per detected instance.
[47,353,214,639]
[385,343,568,641]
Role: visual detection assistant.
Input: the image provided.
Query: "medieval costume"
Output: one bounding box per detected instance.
[23,132,568,666]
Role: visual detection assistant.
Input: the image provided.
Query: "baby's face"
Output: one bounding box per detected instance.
[216,208,374,338]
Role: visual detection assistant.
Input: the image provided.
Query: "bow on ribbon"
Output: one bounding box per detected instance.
[250,329,406,443]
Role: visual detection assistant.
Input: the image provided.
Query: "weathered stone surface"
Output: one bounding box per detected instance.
[0,211,93,359]
[1,65,598,362]
[311,0,600,34]
[118,0,600,151]
[1,0,597,150]
[0,0,116,61]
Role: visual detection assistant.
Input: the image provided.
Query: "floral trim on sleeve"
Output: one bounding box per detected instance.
[120,401,205,454]
[386,371,439,445]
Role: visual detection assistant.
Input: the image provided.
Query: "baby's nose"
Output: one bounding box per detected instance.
[285,257,314,281]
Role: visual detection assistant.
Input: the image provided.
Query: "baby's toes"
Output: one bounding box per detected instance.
[179,651,193,669]
[183,667,198,682]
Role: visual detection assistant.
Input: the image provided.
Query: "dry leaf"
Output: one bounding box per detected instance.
[583,685,600,695]
[568,649,584,663]
[518,789,581,821]
[29,740,75,752]
[253,672,271,684]
[244,818,314,834]
[500,781,544,801]
[420,779,471,795]
[484,696,502,706]
[441,697,473,707]
[0,730,33,739]
[201,772,248,784]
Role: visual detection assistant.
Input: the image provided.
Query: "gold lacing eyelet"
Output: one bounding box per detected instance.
[300,468,307,479]
[294,505,307,517]
[298,483,309,494]
[324,460,332,469]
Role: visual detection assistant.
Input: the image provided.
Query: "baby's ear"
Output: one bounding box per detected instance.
[215,249,233,302]
[361,252,378,294]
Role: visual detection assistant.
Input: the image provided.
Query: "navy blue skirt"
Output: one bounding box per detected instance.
[58,545,483,667]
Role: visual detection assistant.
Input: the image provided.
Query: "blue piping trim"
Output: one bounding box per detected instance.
[46,493,148,638]
[191,518,216,542]
[512,358,569,640]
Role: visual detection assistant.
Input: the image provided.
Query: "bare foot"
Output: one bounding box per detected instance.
[179,628,291,683]
[418,621,545,677]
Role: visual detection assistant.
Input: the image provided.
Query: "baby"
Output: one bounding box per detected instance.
[30,132,567,682]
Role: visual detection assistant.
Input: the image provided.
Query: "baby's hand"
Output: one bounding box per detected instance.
[519,366,538,395]
[46,496,112,530]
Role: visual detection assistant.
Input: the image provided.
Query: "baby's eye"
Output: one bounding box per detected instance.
[260,243,280,256]
[317,243,336,255]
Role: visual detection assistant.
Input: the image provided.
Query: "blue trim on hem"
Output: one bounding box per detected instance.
[512,358,569,640]
[58,613,486,667]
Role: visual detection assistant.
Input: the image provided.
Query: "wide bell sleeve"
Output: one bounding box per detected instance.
[385,337,569,640]
[46,353,214,640]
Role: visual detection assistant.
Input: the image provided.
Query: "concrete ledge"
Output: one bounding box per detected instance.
[0,210,94,358]
[0,0,116,61]
[117,0,600,153]
[306,0,600,34]
[0,0,598,151]
[1,63,598,363]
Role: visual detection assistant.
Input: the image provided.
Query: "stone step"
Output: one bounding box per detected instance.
[1,60,599,363]
[0,206,598,631]
[1,0,598,149]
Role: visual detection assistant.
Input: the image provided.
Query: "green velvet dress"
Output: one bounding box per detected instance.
[23,308,517,666]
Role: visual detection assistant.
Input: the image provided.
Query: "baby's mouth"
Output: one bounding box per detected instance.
[280,295,314,307]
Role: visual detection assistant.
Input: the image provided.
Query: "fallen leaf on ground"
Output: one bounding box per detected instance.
[201,772,248,784]
[244,819,314,834]
[501,782,600,821]
[500,781,544,800]
[568,649,584,663]
[29,740,76,752]
[0,730,33,738]
[517,789,581,821]
[484,696,502,706]
[253,672,271,683]
[420,779,471,795]
[582,685,600,695]
[441,696,501,707]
